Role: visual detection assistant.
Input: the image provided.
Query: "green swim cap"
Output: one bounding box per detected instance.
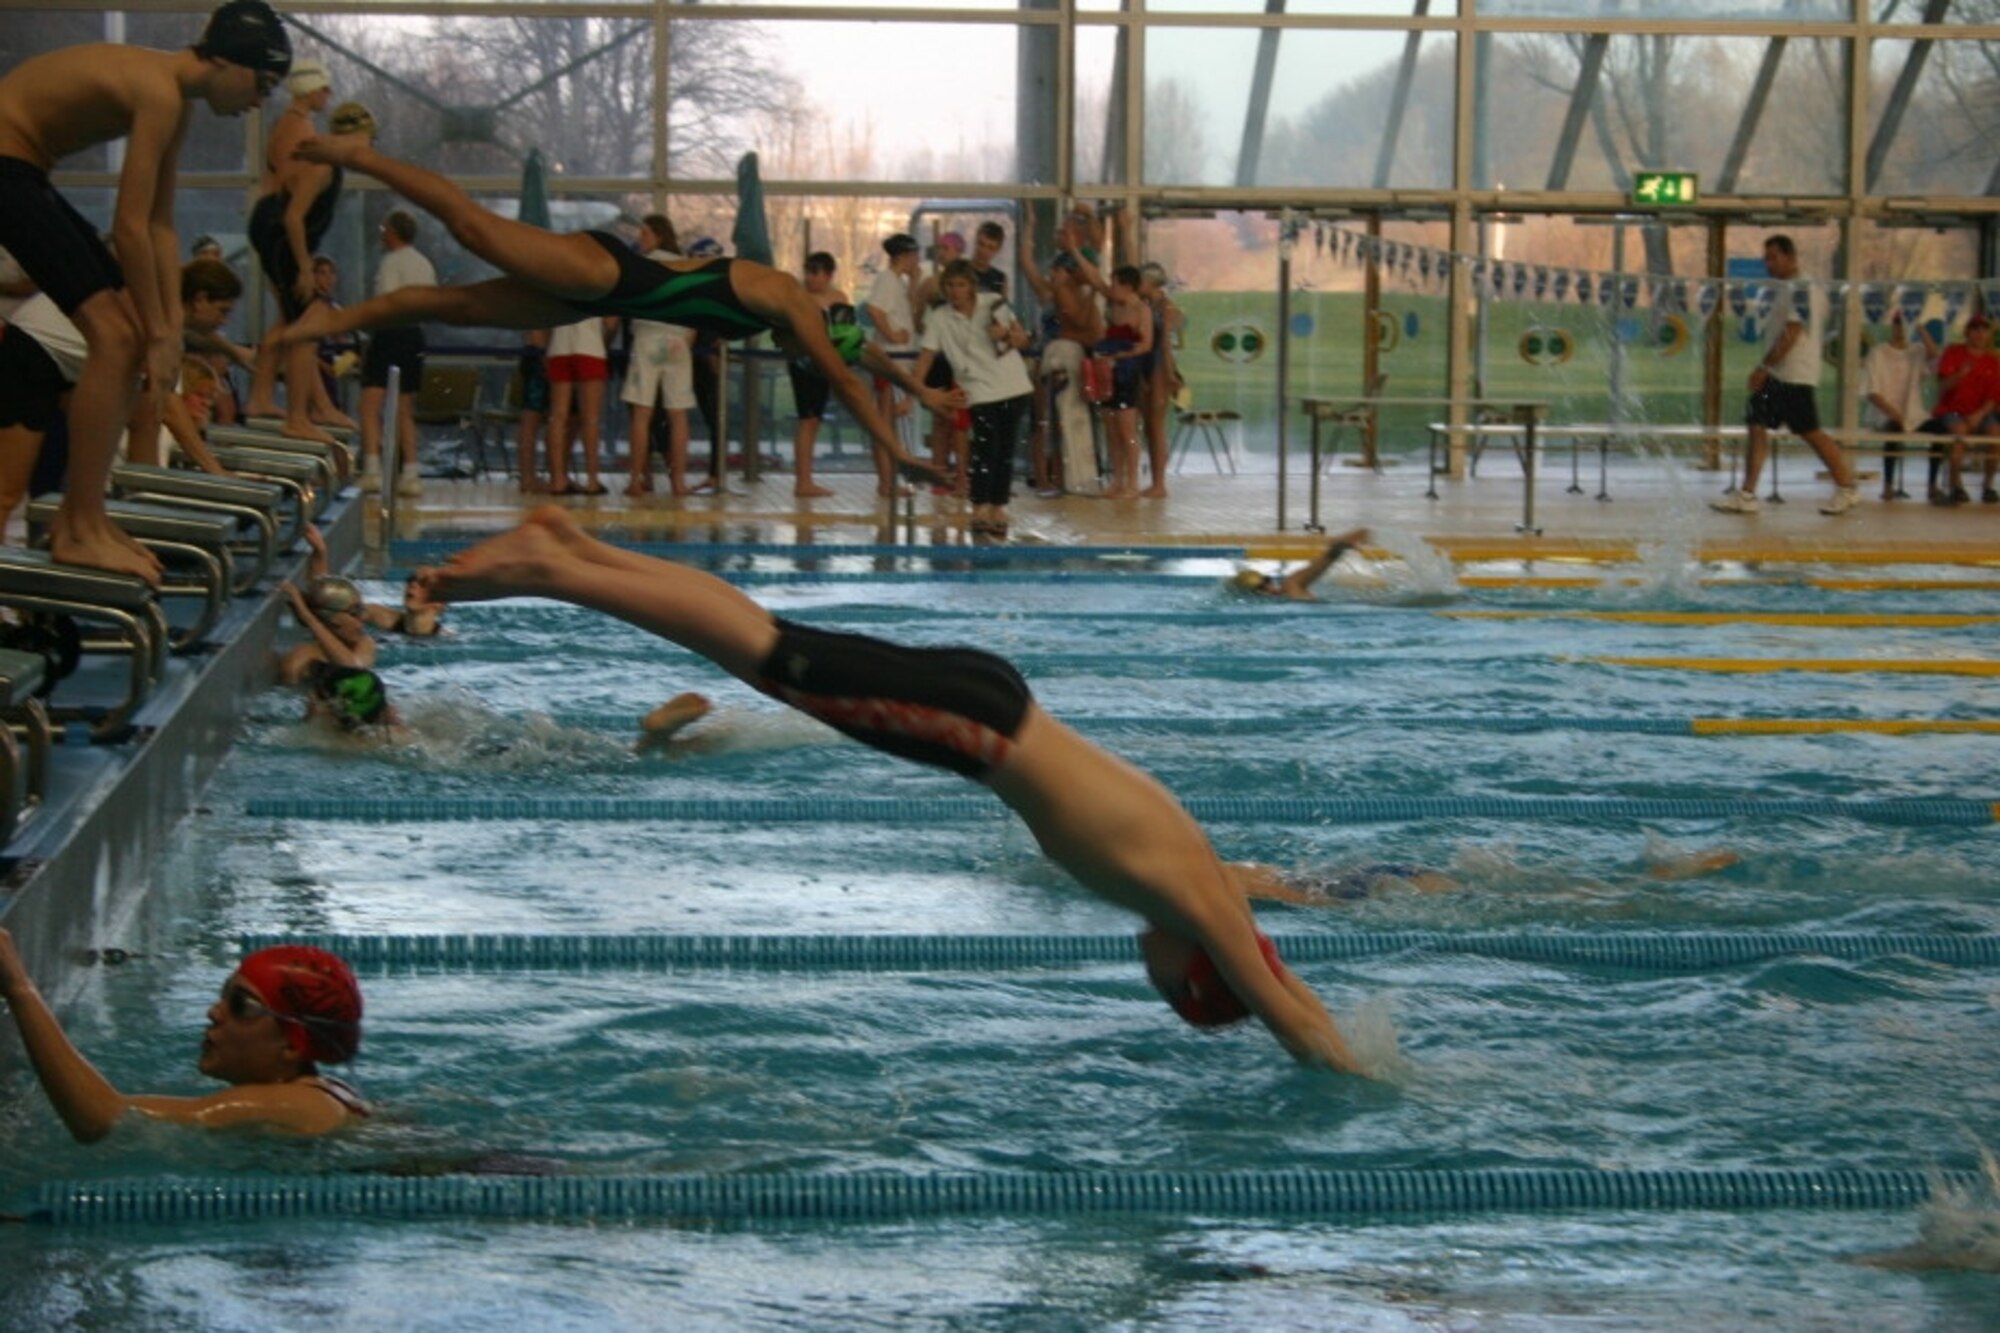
[828,323,866,366]
[317,667,388,728]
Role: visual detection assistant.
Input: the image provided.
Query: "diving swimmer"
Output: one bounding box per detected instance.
[419,508,1366,1073]
[277,137,963,488]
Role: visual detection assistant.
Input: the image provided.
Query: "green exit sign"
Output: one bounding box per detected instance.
[1632,172,1699,206]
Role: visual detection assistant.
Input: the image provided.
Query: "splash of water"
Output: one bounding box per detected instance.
[1854,1138,2000,1272]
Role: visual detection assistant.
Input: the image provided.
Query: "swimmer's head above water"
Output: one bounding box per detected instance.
[227,945,365,1070]
[307,663,393,732]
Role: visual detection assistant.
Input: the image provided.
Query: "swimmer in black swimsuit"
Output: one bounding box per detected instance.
[0,927,367,1141]
[1229,527,1371,601]
[280,138,961,489]
[420,509,1367,1074]
[0,1,290,585]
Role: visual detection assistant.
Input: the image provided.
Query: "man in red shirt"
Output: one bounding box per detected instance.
[1924,314,2000,504]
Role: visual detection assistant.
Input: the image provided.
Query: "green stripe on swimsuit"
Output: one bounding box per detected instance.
[570,231,771,341]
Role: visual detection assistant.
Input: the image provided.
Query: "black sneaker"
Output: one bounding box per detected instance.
[1984,488,2000,504]
[1952,486,1973,505]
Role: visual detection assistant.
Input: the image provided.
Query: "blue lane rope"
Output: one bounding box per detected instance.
[236,931,2000,972]
[28,1166,1975,1227]
[392,569,1218,588]
[391,540,1244,564]
[242,795,2000,826]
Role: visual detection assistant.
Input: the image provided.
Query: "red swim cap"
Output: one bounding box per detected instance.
[236,946,363,1064]
[1167,933,1286,1028]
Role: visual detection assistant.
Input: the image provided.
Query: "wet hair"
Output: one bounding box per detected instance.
[181,257,242,303]
[805,250,837,275]
[640,213,678,253]
[383,209,418,245]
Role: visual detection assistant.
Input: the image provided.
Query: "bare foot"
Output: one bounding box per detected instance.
[793,483,834,498]
[422,509,580,603]
[242,401,283,420]
[635,692,712,752]
[1140,486,1169,499]
[50,513,163,587]
[280,416,344,447]
[312,407,357,429]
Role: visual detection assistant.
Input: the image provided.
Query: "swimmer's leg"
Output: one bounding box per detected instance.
[328,142,620,302]
[288,279,580,345]
[423,508,779,680]
[1644,848,1741,881]
[635,692,711,753]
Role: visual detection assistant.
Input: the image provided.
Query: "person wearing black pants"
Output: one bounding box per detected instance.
[912,260,1033,539]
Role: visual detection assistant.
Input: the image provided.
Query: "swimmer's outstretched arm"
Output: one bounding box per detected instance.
[1279,526,1370,600]
[0,929,343,1140]
[424,512,1365,1073]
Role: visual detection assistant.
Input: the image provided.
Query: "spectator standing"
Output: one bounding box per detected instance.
[865,232,922,496]
[913,232,968,496]
[622,213,695,497]
[1136,261,1183,499]
[357,209,434,497]
[1019,209,1105,496]
[913,259,1033,540]
[545,307,614,496]
[783,250,848,499]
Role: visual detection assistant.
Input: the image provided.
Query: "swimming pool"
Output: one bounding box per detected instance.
[2,554,1996,1328]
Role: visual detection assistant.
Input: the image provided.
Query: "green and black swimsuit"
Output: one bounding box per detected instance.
[565,232,771,340]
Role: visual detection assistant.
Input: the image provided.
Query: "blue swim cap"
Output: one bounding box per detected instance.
[195,0,293,78]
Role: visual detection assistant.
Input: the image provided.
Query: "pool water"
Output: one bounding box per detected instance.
[2,561,1997,1328]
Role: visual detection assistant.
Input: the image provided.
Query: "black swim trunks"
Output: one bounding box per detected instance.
[248,167,344,323]
[0,157,124,315]
[0,325,71,431]
[563,234,771,341]
[756,619,1033,778]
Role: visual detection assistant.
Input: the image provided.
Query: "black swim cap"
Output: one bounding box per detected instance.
[196,0,293,78]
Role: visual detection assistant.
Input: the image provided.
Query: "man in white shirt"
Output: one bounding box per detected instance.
[358,208,436,495]
[1862,311,1932,500]
[1712,234,1860,516]
[864,232,921,495]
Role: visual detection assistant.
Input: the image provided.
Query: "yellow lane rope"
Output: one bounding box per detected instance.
[1445,611,2000,628]
[1585,656,2000,676]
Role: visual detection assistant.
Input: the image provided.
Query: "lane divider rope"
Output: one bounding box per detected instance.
[29,1166,1976,1227]
[242,795,2000,826]
[235,931,2000,972]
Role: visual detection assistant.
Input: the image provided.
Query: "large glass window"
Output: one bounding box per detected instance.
[1866,39,2000,196]
[1483,0,1844,16]
[666,20,1042,184]
[1477,34,1848,196]
[294,15,655,179]
[1143,28,1454,188]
